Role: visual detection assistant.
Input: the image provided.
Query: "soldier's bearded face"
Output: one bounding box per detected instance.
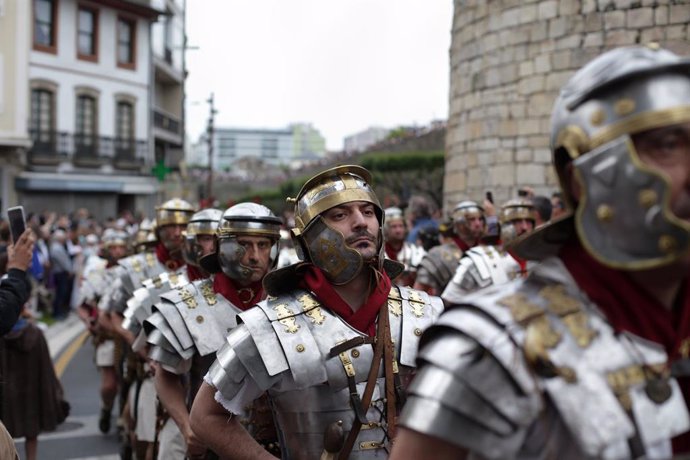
[323,201,380,262]
[159,224,186,252]
[197,234,216,257]
[385,220,406,243]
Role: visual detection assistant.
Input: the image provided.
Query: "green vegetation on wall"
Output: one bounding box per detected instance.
[237,149,445,215]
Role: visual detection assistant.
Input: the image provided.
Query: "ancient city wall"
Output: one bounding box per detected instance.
[444,0,690,211]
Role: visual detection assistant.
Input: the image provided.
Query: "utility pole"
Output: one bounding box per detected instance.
[206,93,217,201]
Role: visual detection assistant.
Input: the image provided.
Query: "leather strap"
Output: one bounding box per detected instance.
[380,303,398,439]
[336,302,388,460]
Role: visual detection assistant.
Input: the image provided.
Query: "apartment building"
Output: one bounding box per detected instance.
[13,0,168,220]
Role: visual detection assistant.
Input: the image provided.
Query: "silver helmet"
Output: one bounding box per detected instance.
[516,44,690,269]
[288,165,384,285]
[451,200,485,239]
[182,208,223,267]
[201,203,281,281]
[499,198,537,246]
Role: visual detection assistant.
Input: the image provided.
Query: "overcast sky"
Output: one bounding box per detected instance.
[184,1,453,151]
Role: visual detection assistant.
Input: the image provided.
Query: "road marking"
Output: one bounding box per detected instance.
[54,330,90,378]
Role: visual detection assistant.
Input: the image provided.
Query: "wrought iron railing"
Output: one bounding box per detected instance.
[28,129,148,169]
[153,109,180,136]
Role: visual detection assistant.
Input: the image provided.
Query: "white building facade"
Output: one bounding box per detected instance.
[17,0,162,220]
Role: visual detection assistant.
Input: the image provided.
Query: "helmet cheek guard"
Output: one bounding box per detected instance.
[295,217,364,285]
[218,238,253,281]
[573,135,690,268]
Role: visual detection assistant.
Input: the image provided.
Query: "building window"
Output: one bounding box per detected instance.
[76,95,97,153]
[77,5,98,61]
[117,17,136,69]
[34,0,58,53]
[30,89,55,144]
[116,101,134,155]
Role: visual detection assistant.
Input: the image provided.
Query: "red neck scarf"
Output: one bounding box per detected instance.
[186,265,207,282]
[560,240,690,452]
[385,241,402,260]
[298,264,391,336]
[155,243,184,271]
[213,273,264,311]
[452,236,471,252]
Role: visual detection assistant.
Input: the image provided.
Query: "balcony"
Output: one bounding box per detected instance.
[28,130,148,171]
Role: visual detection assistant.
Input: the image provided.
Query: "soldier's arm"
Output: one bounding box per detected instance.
[190,382,275,460]
[152,363,205,457]
[390,428,467,460]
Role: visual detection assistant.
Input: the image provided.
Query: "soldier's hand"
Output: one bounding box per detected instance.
[483,199,496,217]
[7,229,36,272]
[185,424,206,459]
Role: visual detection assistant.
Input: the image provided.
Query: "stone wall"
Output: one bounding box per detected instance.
[444,0,690,211]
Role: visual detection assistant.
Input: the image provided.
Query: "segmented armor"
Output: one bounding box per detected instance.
[206,285,443,459]
[400,258,689,459]
[441,245,521,304]
[414,243,463,294]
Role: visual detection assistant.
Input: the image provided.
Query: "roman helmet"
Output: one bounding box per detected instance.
[499,198,537,245]
[182,208,223,267]
[200,203,282,281]
[513,44,690,269]
[133,219,157,253]
[289,165,384,285]
[102,228,129,249]
[155,198,195,228]
[451,200,485,240]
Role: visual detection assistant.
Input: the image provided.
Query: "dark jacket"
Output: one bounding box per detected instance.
[0,269,30,336]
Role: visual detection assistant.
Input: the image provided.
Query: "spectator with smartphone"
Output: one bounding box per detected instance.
[0,228,35,334]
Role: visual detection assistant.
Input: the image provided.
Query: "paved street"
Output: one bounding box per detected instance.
[13,316,120,460]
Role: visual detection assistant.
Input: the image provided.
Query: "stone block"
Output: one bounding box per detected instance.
[584,12,604,32]
[627,8,654,29]
[667,25,686,40]
[495,150,514,164]
[491,164,516,186]
[516,149,533,162]
[501,7,520,28]
[518,75,546,95]
[499,120,518,137]
[528,134,551,149]
[528,93,553,116]
[549,17,569,38]
[466,153,478,168]
[467,167,484,188]
[555,35,582,50]
[582,0,597,14]
[640,27,665,44]
[538,1,558,20]
[517,164,545,185]
[534,148,552,163]
[552,50,572,70]
[583,31,604,47]
[509,103,527,118]
[605,29,639,46]
[445,171,467,195]
[669,5,690,25]
[559,0,580,15]
[529,21,549,41]
[519,4,538,23]
[654,5,668,25]
[534,53,551,73]
[614,0,633,8]
[546,71,572,91]
[604,10,626,29]
[519,61,535,77]
[517,118,542,136]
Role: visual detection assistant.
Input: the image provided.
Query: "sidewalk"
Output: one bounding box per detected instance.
[42,312,86,360]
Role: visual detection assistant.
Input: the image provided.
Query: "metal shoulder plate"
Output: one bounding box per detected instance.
[122,269,189,335]
[396,242,427,270]
[413,257,689,458]
[388,285,443,367]
[415,243,462,292]
[157,278,242,357]
[442,245,521,304]
[117,252,166,298]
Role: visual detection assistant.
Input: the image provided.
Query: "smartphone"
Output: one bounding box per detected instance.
[485,191,494,204]
[518,189,528,197]
[7,206,26,244]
